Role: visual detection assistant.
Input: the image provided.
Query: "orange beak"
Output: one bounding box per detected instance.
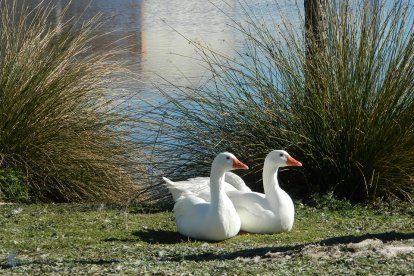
[286,155,302,167]
[233,159,249,170]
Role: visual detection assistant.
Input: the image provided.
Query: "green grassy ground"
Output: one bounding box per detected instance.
[0,203,413,274]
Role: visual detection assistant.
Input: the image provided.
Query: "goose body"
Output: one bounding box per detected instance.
[163,152,249,241]
[166,172,251,202]
[166,150,302,234]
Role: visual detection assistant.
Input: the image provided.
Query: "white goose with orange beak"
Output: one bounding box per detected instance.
[164,150,302,234]
[231,150,302,233]
[163,152,249,241]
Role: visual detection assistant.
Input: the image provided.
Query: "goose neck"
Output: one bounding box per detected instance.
[263,163,280,196]
[209,167,226,204]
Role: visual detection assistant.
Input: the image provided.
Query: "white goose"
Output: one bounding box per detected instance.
[163,152,249,241]
[166,171,250,202]
[165,150,302,234]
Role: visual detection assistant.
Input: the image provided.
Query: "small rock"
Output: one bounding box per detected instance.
[253,256,261,263]
[41,253,49,259]
[158,250,167,258]
[7,252,17,268]
[11,208,23,215]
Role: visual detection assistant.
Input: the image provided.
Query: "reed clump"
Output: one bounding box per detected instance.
[147,1,414,203]
[0,1,148,202]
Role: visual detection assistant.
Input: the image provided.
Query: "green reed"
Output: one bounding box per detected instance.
[0,0,148,202]
[144,0,413,203]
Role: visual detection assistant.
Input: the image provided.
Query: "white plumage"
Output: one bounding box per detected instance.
[166,150,302,234]
[163,152,249,241]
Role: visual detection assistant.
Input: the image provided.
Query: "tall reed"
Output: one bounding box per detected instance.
[0,1,148,202]
[146,0,414,203]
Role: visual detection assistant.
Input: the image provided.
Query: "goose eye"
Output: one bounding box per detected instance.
[226,156,230,160]
[279,153,284,157]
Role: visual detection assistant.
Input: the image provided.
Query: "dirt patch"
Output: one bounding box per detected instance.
[238,239,414,262]
[297,238,414,259]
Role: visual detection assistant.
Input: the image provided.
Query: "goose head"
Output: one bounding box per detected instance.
[212,152,249,172]
[265,150,302,169]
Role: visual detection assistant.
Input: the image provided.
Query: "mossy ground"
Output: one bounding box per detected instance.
[0,203,413,274]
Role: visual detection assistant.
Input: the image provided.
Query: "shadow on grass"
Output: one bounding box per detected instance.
[318,231,414,246]
[72,259,120,265]
[132,229,188,244]
[101,229,189,244]
[170,244,304,262]
[1,259,120,270]
[131,230,249,244]
[102,237,139,243]
[171,231,414,262]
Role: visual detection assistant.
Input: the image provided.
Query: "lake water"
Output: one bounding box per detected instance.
[22,1,403,103]
[23,0,302,101]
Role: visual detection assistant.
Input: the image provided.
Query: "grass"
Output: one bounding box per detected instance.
[0,1,148,202]
[143,0,414,203]
[0,168,28,202]
[0,203,412,274]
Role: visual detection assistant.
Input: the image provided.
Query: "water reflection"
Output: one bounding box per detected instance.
[15,0,407,92]
[140,0,241,85]
[22,0,293,89]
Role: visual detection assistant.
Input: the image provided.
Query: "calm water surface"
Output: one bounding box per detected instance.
[25,0,301,100]
[21,1,410,100]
